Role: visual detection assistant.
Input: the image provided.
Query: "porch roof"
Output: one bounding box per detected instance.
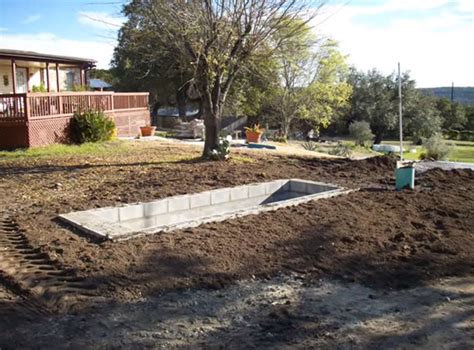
[0,49,96,67]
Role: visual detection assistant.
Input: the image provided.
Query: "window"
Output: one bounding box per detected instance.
[66,72,75,90]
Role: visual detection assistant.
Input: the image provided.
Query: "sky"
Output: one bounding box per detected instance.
[0,0,472,88]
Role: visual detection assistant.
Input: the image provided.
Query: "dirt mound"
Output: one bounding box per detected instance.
[0,146,472,312]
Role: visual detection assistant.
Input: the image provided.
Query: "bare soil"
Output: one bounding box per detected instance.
[0,141,473,348]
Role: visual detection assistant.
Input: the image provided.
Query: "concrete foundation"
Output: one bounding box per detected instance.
[59,179,352,241]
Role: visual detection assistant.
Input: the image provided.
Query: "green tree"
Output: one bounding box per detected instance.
[406,96,443,145]
[112,1,195,118]
[349,121,374,146]
[435,98,467,131]
[264,25,351,139]
[465,105,474,131]
[89,69,117,87]
[115,0,322,157]
[347,69,397,143]
[345,68,433,144]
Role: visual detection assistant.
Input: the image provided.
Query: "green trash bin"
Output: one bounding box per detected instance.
[395,166,415,190]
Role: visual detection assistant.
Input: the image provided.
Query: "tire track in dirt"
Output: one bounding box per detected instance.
[0,213,99,314]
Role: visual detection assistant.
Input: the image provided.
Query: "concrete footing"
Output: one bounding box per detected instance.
[59,179,353,241]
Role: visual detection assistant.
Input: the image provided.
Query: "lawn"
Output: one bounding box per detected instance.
[0,140,200,164]
[0,141,130,159]
[381,139,474,163]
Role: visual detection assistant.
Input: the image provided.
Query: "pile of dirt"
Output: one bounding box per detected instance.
[0,143,472,314]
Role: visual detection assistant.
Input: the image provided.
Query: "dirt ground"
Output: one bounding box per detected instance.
[0,141,473,348]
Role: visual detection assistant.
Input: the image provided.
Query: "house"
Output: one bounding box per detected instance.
[0,49,150,149]
[0,49,94,93]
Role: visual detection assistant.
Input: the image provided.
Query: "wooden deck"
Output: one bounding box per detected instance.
[0,92,150,148]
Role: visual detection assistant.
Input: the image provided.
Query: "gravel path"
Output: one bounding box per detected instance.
[415,161,474,173]
[1,275,473,349]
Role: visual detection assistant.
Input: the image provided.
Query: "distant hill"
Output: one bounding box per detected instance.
[419,87,474,105]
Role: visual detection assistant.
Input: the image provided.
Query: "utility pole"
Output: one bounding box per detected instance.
[398,63,403,161]
[451,82,454,103]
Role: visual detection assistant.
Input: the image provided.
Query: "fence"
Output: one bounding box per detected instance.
[0,92,150,148]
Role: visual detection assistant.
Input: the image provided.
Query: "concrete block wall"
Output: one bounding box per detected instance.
[60,179,346,241]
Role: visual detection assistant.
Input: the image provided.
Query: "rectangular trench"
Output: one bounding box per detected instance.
[59,179,352,241]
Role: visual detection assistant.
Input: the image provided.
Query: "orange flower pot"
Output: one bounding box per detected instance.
[140,126,156,137]
[246,130,263,143]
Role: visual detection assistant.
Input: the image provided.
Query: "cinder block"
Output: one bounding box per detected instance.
[266,180,285,195]
[98,208,119,222]
[248,183,266,198]
[230,186,248,201]
[168,195,190,212]
[144,200,168,217]
[119,205,144,222]
[211,189,230,204]
[190,192,211,208]
[123,217,156,230]
[290,180,307,193]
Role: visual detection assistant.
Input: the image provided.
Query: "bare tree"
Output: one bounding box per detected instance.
[137,0,322,157]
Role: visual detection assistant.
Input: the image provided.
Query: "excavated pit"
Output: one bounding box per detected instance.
[59,179,351,241]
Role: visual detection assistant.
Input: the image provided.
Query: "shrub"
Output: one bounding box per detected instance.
[459,130,474,141]
[302,141,319,151]
[445,129,460,140]
[421,134,454,160]
[72,109,116,144]
[273,135,288,143]
[32,82,47,92]
[349,121,374,146]
[72,84,90,92]
[210,135,232,160]
[329,142,352,158]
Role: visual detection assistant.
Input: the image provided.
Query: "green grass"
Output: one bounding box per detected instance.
[231,155,256,164]
[449,141,474,163]
[382,140,474,163]
[0,141,130,160]
[155,130,177,138]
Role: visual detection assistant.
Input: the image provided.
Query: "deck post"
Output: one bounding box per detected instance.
[26,67,30,92]
[46,62,50,92]
[55,63,60,92]
[24,93,30,120]
[11,59,17,94]
[80,68,85,87]
[110,92,115,111]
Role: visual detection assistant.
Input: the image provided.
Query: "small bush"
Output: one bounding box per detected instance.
[459,130,474,141]
[72,84,90,92]
[421,134,454,160]
[273,135,288,143]
[329,142,352,158]
[302,141,319,151]
[72,109,116,144]
[32,82,47,92]
[349,121,374,146]
[210,136,232,160]
[445,129,460,140]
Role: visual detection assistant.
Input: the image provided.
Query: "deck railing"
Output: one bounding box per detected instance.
[0,94,27,122]
[0,92,149,121]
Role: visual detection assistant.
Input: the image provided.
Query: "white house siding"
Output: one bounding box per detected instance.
[28,68,42,90]
[0,59,83,93]
[0,62,13,94]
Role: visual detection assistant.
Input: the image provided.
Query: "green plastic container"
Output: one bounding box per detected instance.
[395,166,415,190]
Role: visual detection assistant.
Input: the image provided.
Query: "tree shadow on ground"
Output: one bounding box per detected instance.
[0,157,209,176]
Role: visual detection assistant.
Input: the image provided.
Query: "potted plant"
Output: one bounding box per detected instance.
[140,124,157,137]
[245,124,264,143]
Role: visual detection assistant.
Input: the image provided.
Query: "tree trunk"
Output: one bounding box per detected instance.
[202,99,221,158]
[281,116,291,139]
[374,132,384,144]
[176,84,188,120]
